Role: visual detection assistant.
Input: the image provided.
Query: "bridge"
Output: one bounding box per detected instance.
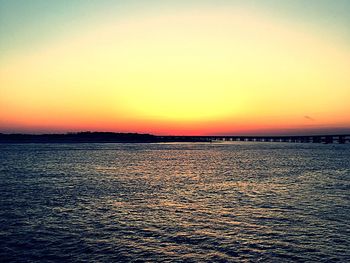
[161,134,350,144]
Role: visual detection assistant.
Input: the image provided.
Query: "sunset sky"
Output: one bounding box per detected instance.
[1,0,350,135]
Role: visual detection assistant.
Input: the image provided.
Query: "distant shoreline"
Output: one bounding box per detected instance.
[0,132,349,144]
[0,132,209,143]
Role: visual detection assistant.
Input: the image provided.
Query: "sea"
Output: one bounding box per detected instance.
[0,142,349,262]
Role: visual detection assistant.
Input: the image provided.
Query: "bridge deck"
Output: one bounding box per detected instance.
[160,135,350,144]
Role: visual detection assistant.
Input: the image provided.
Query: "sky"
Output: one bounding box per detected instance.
[1,0,350,135]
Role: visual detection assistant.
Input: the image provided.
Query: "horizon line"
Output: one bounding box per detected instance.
[1,131,350,137]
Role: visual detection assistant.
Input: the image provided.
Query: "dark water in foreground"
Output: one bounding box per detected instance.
[0,143,349,262]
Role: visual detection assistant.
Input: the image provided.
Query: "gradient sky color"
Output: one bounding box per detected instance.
[1,0,350,135]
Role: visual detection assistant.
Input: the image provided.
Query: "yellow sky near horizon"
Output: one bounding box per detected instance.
[1,4,350,134]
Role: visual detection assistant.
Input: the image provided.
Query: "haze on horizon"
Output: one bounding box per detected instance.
[1,0,350,135]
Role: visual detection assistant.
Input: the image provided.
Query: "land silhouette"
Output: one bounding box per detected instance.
[0,132,349,144]
[0,132,210,143]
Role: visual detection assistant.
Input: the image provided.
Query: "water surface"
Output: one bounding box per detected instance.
[0,142,349,262]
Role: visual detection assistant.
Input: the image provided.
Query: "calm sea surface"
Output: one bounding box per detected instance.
[0,142,349,262]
